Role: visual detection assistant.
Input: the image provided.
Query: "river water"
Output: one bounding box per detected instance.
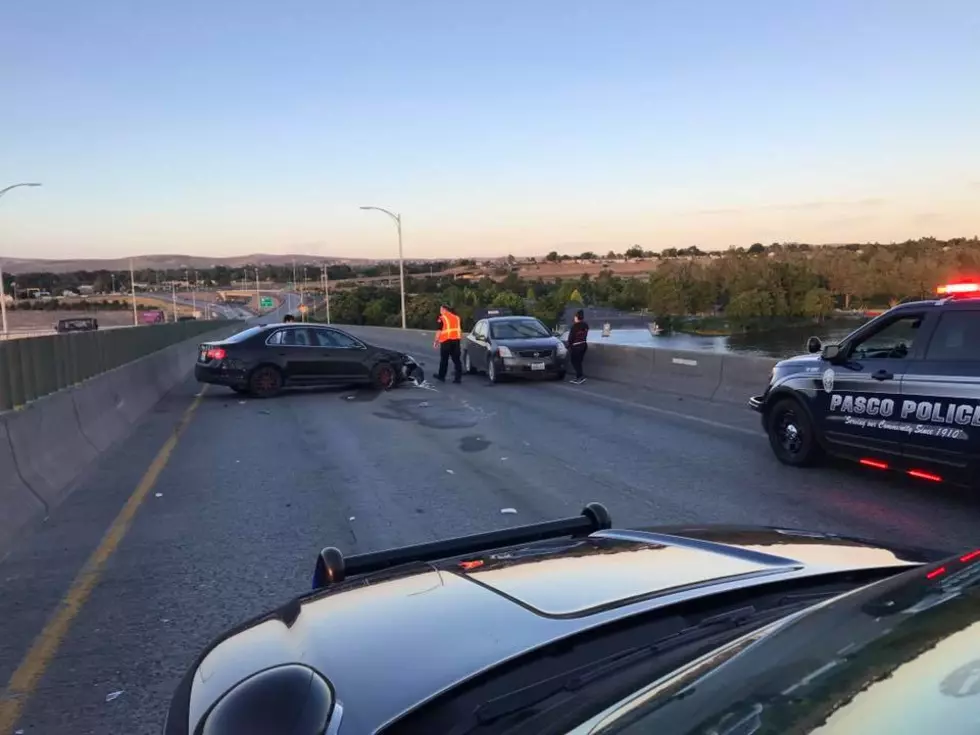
[578,318,867,359]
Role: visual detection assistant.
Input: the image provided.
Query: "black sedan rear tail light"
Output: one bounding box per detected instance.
[206,347,227,360]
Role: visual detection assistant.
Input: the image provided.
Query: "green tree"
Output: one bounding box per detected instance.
[802,287,835,320]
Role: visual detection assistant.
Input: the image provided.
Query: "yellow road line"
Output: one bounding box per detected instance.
[0,387,208,731]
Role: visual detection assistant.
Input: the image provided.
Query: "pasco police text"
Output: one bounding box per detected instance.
[829,394,980,426]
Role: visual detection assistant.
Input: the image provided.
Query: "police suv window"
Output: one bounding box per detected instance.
[924,312,980,361]
[848,314,923,360]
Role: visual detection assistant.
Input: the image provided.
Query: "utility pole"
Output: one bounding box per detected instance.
[171,281,178,321]
[130,259,138,326]
[255,266,260,313]
[322,262,330,324]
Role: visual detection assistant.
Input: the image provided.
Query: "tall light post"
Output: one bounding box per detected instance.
[0,183,42,336]
[321,261,330,324]
[130,259,139,326]
[360,206,406,329]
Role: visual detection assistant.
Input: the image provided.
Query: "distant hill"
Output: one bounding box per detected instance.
[0,253,382,275]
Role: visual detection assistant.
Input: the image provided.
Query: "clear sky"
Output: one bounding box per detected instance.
[2,0,978,260]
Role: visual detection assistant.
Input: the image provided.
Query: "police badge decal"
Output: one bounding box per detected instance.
[822,368,835,394]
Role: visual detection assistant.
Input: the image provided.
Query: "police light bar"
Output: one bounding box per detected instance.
[937,282,980,295]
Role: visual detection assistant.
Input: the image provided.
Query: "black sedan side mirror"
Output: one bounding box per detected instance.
[805,336,822,354]
[821,343,842,362]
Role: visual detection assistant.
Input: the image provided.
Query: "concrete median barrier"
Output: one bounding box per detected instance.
[712,354,780,406]
[0,324,242,553]
[0,420,47,555]
[72,369,131,452]
[4,390,100,509]
[649,349,724,400]
[332,324,778,408]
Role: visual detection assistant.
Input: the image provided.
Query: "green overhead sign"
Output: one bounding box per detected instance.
[260,296,275,308]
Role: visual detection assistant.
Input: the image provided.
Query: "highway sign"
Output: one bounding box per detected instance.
[260,296,274,308]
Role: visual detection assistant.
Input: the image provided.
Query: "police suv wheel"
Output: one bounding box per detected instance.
[767,398,821,467]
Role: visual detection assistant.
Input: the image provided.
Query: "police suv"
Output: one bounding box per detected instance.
[750,282,980,488]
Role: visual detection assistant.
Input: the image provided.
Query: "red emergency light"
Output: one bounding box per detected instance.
[936,282,980,295]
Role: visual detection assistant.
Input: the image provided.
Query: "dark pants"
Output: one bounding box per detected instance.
[438,340,462,382]
[570,344,587,380]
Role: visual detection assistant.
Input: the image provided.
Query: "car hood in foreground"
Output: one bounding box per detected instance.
[167,526,944,735]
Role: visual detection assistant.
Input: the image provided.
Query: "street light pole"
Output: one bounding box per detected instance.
[130,259,139,326]
[322,262,330,324]
[0,182,42,336]
[360,206,407,329]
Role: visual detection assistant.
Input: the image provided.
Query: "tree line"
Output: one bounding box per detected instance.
[312,237,980,330]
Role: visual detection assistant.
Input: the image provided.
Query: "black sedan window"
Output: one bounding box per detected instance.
[311,329,361,348]
[490,319,550,340]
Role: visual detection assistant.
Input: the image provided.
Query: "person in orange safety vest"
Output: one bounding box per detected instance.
[433,304,463,383]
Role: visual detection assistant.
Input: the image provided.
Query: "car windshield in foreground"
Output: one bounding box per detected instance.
[585,554,980,735]
[490,319,550,340]
[224,326,265,342]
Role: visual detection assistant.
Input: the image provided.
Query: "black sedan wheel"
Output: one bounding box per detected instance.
[249,366,283,398]
[371,362,397,390]
[464,351,478,374]
[767,398,821,466]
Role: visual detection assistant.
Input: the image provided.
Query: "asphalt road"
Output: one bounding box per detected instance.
[2,327,979,733]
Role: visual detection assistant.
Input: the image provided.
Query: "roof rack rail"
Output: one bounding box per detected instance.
[312,502,611,589]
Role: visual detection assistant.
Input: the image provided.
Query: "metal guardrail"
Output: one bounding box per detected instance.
[0,319,243,411]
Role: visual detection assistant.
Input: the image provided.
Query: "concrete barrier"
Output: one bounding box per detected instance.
[0,324,240,554]
[334,323,779,408]
[650,348,724,400]
[713,354,779,406]
[0,420,47,552]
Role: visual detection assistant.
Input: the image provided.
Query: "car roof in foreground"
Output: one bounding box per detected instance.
[178,524,944,733]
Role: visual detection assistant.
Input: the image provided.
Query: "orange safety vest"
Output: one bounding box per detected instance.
[437,310,462,342]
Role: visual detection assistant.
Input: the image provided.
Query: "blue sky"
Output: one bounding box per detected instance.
[2,0,978,260]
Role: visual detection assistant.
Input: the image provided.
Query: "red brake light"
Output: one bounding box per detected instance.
[459,560,484,571]
[926,566,947,579]
[859,458,889,470]
[937,282,980,295]
[959,550,980,563]
[206,347,227,360]
[907,469,942,482]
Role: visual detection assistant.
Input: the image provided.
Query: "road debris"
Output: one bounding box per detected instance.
[500,508,518,515]
[105,691,124,703]
[446,469,455,475]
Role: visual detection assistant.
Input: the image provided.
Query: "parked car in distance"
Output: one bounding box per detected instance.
[55,317,99,333]
[194,323,423,397]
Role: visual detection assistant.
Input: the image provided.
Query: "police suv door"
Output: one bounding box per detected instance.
[899,308,980,483]
[819,309,931,459]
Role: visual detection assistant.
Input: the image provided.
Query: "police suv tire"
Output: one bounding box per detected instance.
[464,351,477,374]
[766,398,822,467]
[248,366,283,398]
[371,362,397,391]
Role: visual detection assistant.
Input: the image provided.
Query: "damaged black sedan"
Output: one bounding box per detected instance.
[194,323,424,397]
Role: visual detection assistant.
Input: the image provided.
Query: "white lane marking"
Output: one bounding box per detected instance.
[553,384,761,437]
[672,357,698,366]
